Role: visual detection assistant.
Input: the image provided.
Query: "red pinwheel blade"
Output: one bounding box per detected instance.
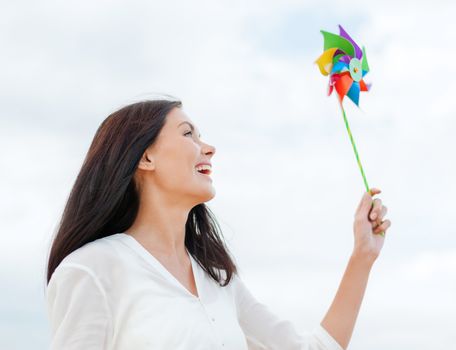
[334,72,353,101]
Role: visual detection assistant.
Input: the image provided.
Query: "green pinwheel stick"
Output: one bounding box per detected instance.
[315,25,383,235]
[338,97,369,193]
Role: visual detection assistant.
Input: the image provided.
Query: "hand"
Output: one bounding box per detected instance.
[352,188,391,263]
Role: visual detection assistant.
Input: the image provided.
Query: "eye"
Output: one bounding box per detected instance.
[184,130,193,136]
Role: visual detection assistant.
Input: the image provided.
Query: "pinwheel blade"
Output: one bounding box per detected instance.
[320,30,355,57]
[332,53,345,64]
[362,46,369,73]
[359,80,369,91]
[327,82,334,96]
[315,48,338,76]
[338,55,352,65]
[331,61,349,74]
[334,73,353,101]
[347,81,361,105]
[338,25,362,59]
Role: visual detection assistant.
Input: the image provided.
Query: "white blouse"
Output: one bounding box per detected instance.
[46,233,344,350]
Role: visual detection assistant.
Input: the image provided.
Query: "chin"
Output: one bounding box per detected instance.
[196,187,216,204]
[204,189,216,202]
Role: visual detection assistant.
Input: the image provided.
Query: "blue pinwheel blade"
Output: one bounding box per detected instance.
[347,81,360,105]
[331,61,349,74]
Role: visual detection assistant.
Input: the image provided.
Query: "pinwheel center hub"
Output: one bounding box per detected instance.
[349,58,362,82]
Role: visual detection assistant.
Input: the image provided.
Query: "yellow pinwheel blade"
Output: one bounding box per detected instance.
[315,48,338,76]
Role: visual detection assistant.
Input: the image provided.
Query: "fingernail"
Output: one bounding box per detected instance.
[371,213,377,219]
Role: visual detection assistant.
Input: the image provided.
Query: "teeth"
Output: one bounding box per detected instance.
[195,164,212,172]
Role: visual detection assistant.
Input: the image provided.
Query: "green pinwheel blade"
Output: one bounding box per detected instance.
[332,53,345,64]
[320,30,355,57]
[362,46,369,72]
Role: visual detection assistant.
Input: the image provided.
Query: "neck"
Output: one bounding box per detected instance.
[126,185,192,258]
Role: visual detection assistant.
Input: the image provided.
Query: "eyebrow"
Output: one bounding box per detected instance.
[178,121,201,138]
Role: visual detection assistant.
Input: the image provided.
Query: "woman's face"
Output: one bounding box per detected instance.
[137,107,216,206]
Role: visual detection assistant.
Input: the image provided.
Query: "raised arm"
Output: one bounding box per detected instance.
[233,272,345,350]
[320,188,391,349]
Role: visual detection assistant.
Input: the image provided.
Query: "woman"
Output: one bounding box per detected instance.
[46,98,391,350]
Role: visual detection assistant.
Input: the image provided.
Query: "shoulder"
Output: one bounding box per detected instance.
[60,234,121,266]
[51,233,127,288]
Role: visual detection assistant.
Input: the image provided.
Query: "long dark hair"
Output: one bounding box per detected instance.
[46,98,237,286]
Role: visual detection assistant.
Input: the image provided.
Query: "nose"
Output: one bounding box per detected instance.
[202,142,216,157]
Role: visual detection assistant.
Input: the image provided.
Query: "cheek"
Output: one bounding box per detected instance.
[158,142,198,177]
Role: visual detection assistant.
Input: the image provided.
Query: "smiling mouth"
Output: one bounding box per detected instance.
[195,164,212,176]
[197,169,211,175]
[196,170,212,180]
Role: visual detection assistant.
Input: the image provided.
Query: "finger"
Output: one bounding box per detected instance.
[373,205,388,227]
[369,198,383,221]
[356,188,381,215]
[369,187,381,196]
[373,219,391,234]
[379,205,388,220]
[372,210,388,228]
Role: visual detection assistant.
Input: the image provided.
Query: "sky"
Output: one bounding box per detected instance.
[0,0,455,349]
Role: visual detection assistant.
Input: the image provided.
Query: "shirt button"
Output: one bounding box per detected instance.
[211,317,215,322]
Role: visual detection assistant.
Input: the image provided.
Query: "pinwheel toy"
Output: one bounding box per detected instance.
[315,25,383,235]
[315,25,373,194]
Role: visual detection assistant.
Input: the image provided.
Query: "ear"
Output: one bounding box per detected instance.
[137,150,155,171]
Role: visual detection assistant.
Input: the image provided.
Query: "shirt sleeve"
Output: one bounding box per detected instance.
[233,274,344,350]
[46,263,112,350]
